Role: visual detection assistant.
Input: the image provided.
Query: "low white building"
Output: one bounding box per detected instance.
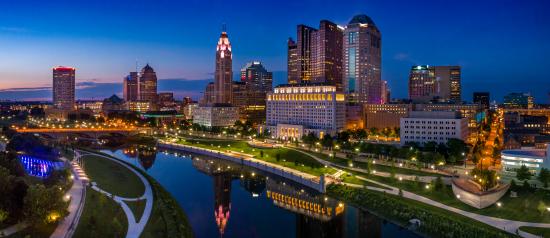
[400,111,468,146]
[501,145,550,174]
[193,105,239,128]
[265,84,345,140]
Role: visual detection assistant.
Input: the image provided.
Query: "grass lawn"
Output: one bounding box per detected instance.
[519,226,550,237]
[125,200,146,223]
[178,138,336,176]
[82,154,145,197]
[300,148,442,177]
[73,188,128,238]
[341,174,388,189]
[347,168,550,223]
[329,185,514,238]
[6,223,58,238]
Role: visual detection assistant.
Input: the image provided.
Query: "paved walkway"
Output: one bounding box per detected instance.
[287,147,446,184]
[291,147,549,238]
[0,223,28,237]
[50,155,87,238]
[77,151,154,238]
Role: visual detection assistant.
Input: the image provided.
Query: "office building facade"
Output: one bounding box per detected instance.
[239,61,273,123]
[123,72,139,101]
[364,103,412,129]
[287,21,343,90]
[52,66,76,110]
[343,14,382,103]
[266,84,345,139]
[504,93,534,109]
[473,92,490,110]
[409,65,461,103]
[138,64,158,104]
[400,111,468,146]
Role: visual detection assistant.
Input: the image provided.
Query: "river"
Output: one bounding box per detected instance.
[101,145,422,238]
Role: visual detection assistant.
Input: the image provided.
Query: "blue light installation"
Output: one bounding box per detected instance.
[19,155,63,178]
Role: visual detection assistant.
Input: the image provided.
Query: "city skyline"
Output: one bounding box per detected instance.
[0,0,549,102]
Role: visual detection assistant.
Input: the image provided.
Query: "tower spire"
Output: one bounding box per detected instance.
[222,23,226,32]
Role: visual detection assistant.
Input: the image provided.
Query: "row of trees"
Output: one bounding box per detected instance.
[0,130,69,232]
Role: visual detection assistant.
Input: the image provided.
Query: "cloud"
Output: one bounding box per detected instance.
[0,27,29,33]
[393,53,410,61]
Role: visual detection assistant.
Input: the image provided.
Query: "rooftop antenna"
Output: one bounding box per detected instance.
[135,59,139,73]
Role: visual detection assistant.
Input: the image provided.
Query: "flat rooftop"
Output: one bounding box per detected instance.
[502,149,547,158]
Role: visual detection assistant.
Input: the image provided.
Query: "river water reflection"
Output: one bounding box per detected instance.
[102,146,421,238]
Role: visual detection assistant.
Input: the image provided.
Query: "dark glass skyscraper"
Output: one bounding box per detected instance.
[287,38,299,85]
[239,61,273,123]
[473,92,490,109]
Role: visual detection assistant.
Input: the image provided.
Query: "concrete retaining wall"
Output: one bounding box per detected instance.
[158,142,326,193]
[452,180,509,209]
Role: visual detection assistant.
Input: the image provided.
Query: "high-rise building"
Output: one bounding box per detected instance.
[434,66,461,102]
[295,25,317,83]
[311,20,343,89]
[473,92,490,110]
[288,21,343,89]
[504,93,534,109]
[123,72,139,101]
[238,61,273,123]
[343,14,382,104]
[138,64,158,103]
[287,38,299,84]
[400,111,468,146]
[408,65,461,103]
[215,30,233,104]
[52,66,76,110]
[381,80,390,104]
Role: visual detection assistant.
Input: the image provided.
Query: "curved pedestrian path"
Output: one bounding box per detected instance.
[50,154,87,238]
[77,150,154,238]
[295,147,550,238]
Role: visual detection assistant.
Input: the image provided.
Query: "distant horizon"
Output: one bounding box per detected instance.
[1,0,549,103]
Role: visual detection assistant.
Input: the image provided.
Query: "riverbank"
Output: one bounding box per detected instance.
[328,184,514,238]
[77,148,193,237]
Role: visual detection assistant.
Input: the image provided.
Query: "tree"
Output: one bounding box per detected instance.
[516,165,532,181]
[260,151,264,158]
[23,184,67,225]
[0,209,8,224]
[522,180,532,193]
[321,135,334,149]
[434,176,444,191]
[276,153,281,162]
[538,168,550,188]
[537,201,547,216]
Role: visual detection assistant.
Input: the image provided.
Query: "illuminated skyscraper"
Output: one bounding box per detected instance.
[52,66,76,110]
[123,72,139,101]
[239,61,273,123]
[287,38,299,84]
[343,14,382,104]
[408,65,461,103]
[215,30,233,104]
[138,64,158,103]
[288,21,343,89]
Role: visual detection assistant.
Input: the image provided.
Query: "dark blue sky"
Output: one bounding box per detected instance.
[0,0,549,102]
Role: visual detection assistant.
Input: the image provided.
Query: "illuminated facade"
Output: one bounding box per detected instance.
[364,103,412,129]
[400,111,468,146]
[266,84,345,139]
[415,103,483,129]
[138,64,158,104]
[504,92,534,109]
[343,14,382,104]
[408,65,461,103]
[193,106,239,128]
[287,38,299,84]
[501,146,550,175]
[215,30,233,104]
[123,72,139,101]
[238,61,273,123]
[288,21,343,90]
[76,100,103,115]
[127,100,152,113]
[52,66,76,110]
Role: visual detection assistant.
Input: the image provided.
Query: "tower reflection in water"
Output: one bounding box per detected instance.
[189,155,383,238]
[122,145,157,170]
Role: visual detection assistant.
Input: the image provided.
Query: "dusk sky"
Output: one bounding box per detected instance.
[0,0,549,102]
